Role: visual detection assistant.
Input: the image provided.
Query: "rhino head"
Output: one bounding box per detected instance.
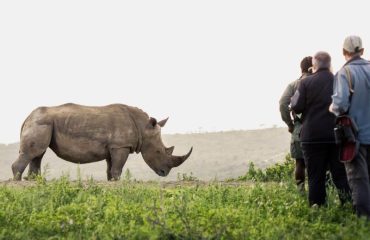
[140,117,193,176]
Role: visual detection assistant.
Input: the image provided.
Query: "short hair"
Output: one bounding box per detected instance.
[312,51,331,70]
[343,48,363,58]
[300,56,313,73]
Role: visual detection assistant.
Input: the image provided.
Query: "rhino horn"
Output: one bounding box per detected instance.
[169,147,193,167]
[165,146,175,155]
[158,117,169,127]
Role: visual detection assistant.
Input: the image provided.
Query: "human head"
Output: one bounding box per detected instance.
[300,56,313,74]
[343,35,364,61]
[312,51,331,72]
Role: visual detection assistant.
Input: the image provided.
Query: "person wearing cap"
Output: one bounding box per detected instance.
[330,35,370,219]
[279,56,312,192]
[291,51,351,206]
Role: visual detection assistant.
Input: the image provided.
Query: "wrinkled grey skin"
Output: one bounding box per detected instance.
[12,103,192,181]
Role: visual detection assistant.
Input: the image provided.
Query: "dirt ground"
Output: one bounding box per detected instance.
[0,128,290,181]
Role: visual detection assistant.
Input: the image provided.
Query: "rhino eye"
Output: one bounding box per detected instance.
[156,150,161,154]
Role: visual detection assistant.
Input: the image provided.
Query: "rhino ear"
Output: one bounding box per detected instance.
[158,117,169,128]
[147,117,157,129]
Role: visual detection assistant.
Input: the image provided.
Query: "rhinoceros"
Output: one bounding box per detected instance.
[12,103,192,180]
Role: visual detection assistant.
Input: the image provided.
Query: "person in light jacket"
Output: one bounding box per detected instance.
[330,35,370,219]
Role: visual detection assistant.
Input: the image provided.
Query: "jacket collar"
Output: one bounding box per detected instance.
[315,68,330,73]
[343,56,362,67]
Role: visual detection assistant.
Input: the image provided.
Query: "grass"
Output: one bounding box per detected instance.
[0,156,369,239]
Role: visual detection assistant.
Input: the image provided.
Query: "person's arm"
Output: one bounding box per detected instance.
[330,69,351,116]
[290,80,306,114]
[279,83,294,131]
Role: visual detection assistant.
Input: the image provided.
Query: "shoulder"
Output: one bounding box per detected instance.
[325,70,334,79]
[335,67,349,80]
[299,74,313,85]
[337,66,346,74]
[286,77,304,92]
[287,80,298,88]
[345,58,370,71]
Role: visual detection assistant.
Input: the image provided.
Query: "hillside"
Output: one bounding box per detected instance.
[0,128,290,181]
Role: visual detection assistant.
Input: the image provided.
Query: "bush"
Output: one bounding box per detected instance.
[0,178,368,239]
[238,154,295,182]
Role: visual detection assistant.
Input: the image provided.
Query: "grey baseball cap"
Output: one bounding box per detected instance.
[343,35,363,53]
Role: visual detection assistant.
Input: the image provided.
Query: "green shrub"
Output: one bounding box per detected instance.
[0,178,368,240]
[238,154,295,182]
[1,154,369,240]
[176,172,199,181]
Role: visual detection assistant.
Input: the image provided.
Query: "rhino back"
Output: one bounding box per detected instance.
[35,103,140,163]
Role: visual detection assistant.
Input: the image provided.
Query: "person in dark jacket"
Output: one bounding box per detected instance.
[279,56,312,192]
[291,51,351,206]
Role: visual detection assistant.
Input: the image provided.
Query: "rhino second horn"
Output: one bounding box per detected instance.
[170,147,193,167]
[165,146,175,155]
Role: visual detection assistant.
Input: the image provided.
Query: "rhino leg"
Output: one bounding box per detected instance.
[24,152,45,180]
[106,158,112,181]
[12,153,33,181]
[12,124,52,181]
[109,148,130,181]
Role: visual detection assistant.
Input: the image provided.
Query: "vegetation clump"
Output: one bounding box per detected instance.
[0,155,369,239]
[238,154,295,182]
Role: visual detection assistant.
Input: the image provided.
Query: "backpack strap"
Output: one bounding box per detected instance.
[344,66,354,94]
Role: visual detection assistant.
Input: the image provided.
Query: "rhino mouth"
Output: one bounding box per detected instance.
[156,169,168,177]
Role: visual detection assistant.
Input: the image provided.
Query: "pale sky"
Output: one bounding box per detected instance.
[0,0,369,143]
